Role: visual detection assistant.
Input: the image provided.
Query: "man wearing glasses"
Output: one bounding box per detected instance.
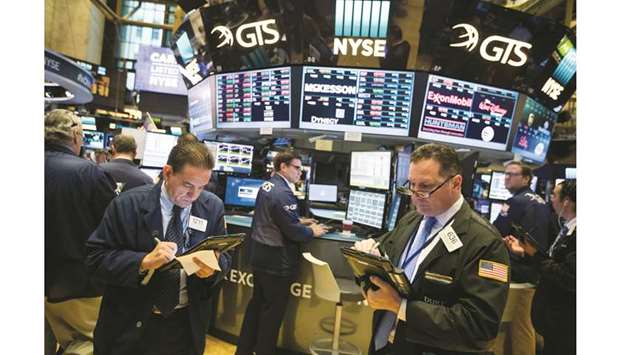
[236,150,328,355]
[493,161,557,355]
[354,143,510,355]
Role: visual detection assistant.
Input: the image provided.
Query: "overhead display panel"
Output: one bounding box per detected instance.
[417,75,518,151]
[511,97,558,164]
[530,35,577,110]
[216,67,291,128]
[135,45,188,95]
[300,66,415,136]
[188,76,215,140]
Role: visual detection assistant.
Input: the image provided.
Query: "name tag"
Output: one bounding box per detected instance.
[439,226,463,252]
[189,215,208,232]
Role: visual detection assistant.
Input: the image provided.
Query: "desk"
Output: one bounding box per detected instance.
[213,215,374,354]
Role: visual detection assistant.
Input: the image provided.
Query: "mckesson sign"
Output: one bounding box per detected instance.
[333,0,390,57]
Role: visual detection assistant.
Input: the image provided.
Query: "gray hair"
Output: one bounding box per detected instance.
[44,109,81,145]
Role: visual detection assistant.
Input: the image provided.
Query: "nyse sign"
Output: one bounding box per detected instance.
[333,38,386,57]
[450,23,532,67]
[541,77,564,101]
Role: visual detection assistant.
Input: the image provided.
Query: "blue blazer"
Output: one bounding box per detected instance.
[86,181,231,355]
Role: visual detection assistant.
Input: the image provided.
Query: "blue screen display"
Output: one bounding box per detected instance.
[225,177,265,207]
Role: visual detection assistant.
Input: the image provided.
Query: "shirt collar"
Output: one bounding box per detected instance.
[565,217,577,235]
[430,194,464,227]
[276,173,296,193]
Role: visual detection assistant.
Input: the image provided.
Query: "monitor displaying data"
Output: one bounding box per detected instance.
[216,67,291,129]
[474,199,490,216]
[308,184,338,203]
[300,66,415,136]
[142,133,177,168]
[225,177,264,207]
[140,168,160,183]
[83,131,105,149]
[350,151,391,190]
[511,97,558,164]
[188,76,215,139]
[204,141,254,174]
[489,171,512,201]
[490,202,504,223]
[347,190,387,229]
[418,75,518,150]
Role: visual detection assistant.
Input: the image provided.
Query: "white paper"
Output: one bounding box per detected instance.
[344,131,362,142]
[260,127,273,135]
[439,226,463,252]
[176,250,220,275]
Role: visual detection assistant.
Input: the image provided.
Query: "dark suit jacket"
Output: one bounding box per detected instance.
[531,227,576,341]
[45,142,116,302]
[86,182,232,355]
[100,158,153,192]
[369,201,510,355]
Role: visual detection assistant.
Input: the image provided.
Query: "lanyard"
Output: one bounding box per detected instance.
[401,216,456,270]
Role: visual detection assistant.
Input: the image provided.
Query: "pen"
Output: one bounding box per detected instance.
[141,237,161,285]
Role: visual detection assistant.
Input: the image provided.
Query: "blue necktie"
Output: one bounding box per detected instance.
[549,224,569,257]
[374,217,438,350]
[153,205,184,317]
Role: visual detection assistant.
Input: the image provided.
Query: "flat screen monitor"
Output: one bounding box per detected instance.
[299,66,415,136]
[474,199,490,216]
[225,177,264,208]
[350,151,391,190]
[104,133,115,149]
[511,97,558,164]
[565,167,576,179]
[204,141,254,174]
[308,184,338,203]
[188,76,215,140]
[386,194,402,232]
[140,168,160,183]
[142,132,178,168]
[347,189,387,230]
[489,171,512,201]
[216,67,291,129]
[473,174,491,200]
[490,202,503,223]
[417,75,518,151]
[83,131,105,149]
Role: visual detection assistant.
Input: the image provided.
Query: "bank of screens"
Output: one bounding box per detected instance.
[142,133,177,168]
[489,171,512,201]
[188,76,215,139]
[418,75,518,150]
[490,202,503,223]
[216,67,291,129]
[83,131,105,149]
[225,177,264,207]
[299,66,415,136]
[204,141,254,174]
[140,168,160,183]
[347,190,387,229]
[350,151,391,190]
[511,97,558,164]
[308,184,338,203]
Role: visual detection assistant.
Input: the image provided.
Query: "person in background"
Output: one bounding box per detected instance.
[94,149,108,165]
[493,161,557,355]
[86,142,231,355]
[101,134,153,192]
[354,143,510,355]
[45,109,117,355]
[177,132,199,145]
[505,180,576,355]
[235,150,328,355]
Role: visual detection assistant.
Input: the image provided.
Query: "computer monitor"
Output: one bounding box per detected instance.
[83,131,105,149]
[473,173,491,200]
[80,116,97,131]
[299,66,415,136]
[139,168,160,183]
[216,67,291,129]
[386,194,402,232]
[224,177,264,208]
[511,97,558,164]
[346,190,387,230]
[188,76,215,140]
[204,141,254,174]
[489,171,512,201]
[474,199,491,217]
[490,202,503,223]
[308,184,338,203]
[417,74,518,151]
[142,132,178,168]
[350,151,391,190]
[565,167,576,179]
[104,133,115,149]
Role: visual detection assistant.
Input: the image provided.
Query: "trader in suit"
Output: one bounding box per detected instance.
[100,134,153,192]
[355,143,510,355]
[235,149,327,355]
[45,109,117,355]
[505,180,576,355]
[86,142,231,355]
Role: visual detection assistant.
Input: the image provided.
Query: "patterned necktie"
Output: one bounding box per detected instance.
[374,216,438,350]
[153,205,184,317]
[549,224,569,257]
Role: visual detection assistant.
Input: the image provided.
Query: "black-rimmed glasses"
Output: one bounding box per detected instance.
[398,175,456,199]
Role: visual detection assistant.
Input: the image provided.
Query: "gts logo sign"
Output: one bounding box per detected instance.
[211,19,283,49]
[450,23,532,67]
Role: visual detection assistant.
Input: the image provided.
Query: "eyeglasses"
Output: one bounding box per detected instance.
[289,164,303,171]
[504,172,522,178]
[399,175,455,199]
